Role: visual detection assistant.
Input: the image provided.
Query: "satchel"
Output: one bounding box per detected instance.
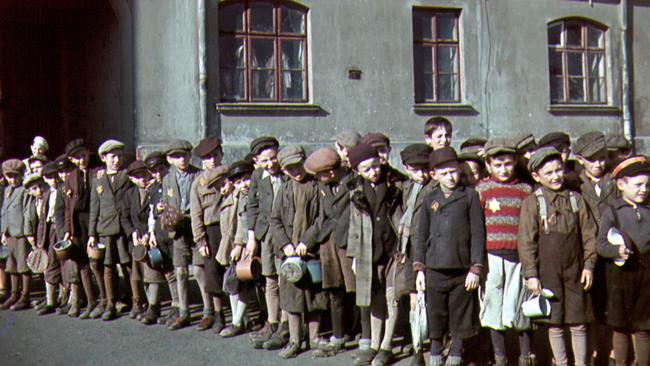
[392,252,411,298]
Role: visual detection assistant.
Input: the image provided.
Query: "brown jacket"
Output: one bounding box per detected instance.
[578,171,617,226]
[190,169,222,245]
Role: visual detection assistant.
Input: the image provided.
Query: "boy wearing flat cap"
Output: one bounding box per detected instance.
[190,137,227,333]
[539,132,581,191]
[518,147,597,366]
[360,132,408,184]
[459,137,487,187]
[160,139,201,330]
[0,159,32,311]
[414,147,486,366]
[345,142,404,366]
[475,138,533,366]
[88,139,134,321]
[596,156,650,366]
[606,135,632,169]
[335,129,361,168]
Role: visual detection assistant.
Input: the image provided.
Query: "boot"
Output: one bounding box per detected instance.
[141,304,161,325]
[67,301,80,317]
[250,322,275,349]
[168,313,191,330]
[212,311,225,334]
[37,304,56,315]
[279,341,301,359]
[263,322,290,350]
[159,306,179,326]
[129,300,146,319]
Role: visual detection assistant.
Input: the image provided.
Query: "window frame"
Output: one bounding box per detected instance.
[218,0,309,103]
[547,18,608,105]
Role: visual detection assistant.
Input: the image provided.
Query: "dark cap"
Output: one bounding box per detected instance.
[348,143,379,168]
[574,131,606,159]
[2,159,25,175]
[612,156,650,179]
[27,155,49,164]
[304,147,340,174]
[193,136,222,158]
[41,162,59,177]
[228,160,255,179]
[165,139,193,156]
[65,138,86,156]
[360,132,390,148]
[514,132,537,151]
[55,155,75,173]
[527,147,562,172]
[607,135,632,151]
[23,173,43,188]
[483,137,517,157]
[250,136,279,156]
[539,132,570,150]
[335,129,361,148]
[144,151,168,170]
[459,151,483,163]
[277,145,305,169]
[126,160,148,177]
[429,147,459,168]
[400,143,432,166]
[459,137,487,153]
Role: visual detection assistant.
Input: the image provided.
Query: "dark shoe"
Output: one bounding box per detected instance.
[56,303,69,315]
[141,305,161,325]
[168,315,191,330]
[0,293,18,310]
[196,316,215,331]
[220,325,243,338]
[129,302,146,319]
[159,307,179,326]
[0,291,8,303]
[312,337,345,358]
[90,300,106,319]
[495,356,508,366]
[37,305,56,315]
[371,349,393,366]
[10,296,31,311]
[101,305,117,321]
[32,298,46,310]
[213,312,225,334]
[250,323,274,348]
[262,327,290,350]
[409,350,426,366]
[354,348,378,366]
[279,341,301,359]
[67,302,80,317]
[79,301,97,319]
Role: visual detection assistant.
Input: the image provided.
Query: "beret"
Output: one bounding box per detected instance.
[429,147,459,168]
[2,159,25,175]
[304,147,340,174]
[335,129,361,148]
[574,131,606,159]
[277,145,305,169]
[98,139,125,155]
[41,162,59,177]
[126,160,148,177]
[514,133,536,151]
[250,136,279,156]
[55,155,75,172]
[400,143,432,166]
[165,139,193,156]
[360,132,390,148]
[527,147,562,172]
[228,160,255,179]
[348,143,379,168]
[539,132,570,149]
[193,136,222,158]
[27,155,49,164]
[204,165,230,187]
[144,151,168,169]
[460,137,487,153]
[23,173,43,188]
[65,138,86,155]
[483,137,517,157]
[612,156,650,179]
[607,135,632,151]
[32,136,49,150]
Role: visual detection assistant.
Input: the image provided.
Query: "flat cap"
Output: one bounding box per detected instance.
[335,129,361,148]
[204,165,229,187]
[574,131,606,159]
[23,173,43,188]
[400,143,432,166]
[514,133,536,151]
[32,136,49,151]
[27,155,49,164]
[41,162,59,177]
[304,147,340,174]
[539,132,570,150]
[607,135,632,151]
[460,137,487,153]
[55,155,75,172]
[483,137,517,157]
[65,138,86,156]
[250,136,279,156]
[429,147,459,168]
[348,143,379,168]
[144,151,168,170]
[193,136,222,158]
[126,160,148,177]
[165,139,193,156]
[277,145,306,169]
[228,160,255,179]
[612,156,650,179]
[98,139,125,155]
[459,151,483,163]
[2,159,25,175]
[527,147,562,172]
[360,132,390,148]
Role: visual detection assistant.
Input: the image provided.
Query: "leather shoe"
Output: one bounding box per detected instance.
[220,325,243,338]
[213,311,225,334]
[129,302,146,319]
[79,301,97,319]
[371,349,393,366]
[101,305,117,321]
[56,303,69,315]
[141,305,160,325]
[0,293,18,310]
[354,348,378,366]
[90,301,106,319]
[279,341,301,359]
[168,315,191,330]
[37,305,56,315]
[409,350,425,366]
[67,302,80,317]
[159,307,179,326]
[196,316,215,331]
[263,331,289,350]
[10,296,31,311]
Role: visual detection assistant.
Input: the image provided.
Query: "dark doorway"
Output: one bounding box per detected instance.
[0,0,122,160]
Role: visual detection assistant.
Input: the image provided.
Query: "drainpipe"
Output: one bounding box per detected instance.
[197,0,208,139]
[620,0,634,149]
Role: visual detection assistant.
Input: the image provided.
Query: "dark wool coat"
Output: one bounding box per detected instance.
[578,171,617,227]
[122,183,151,238]
[247,168,284,241]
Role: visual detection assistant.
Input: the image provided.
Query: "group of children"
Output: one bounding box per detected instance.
[0,117,647,366]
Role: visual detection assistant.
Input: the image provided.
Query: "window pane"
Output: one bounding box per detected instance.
[550,75,564,103]
[415,75,434,101]
[219,37,245,68]
[280,40,304,70]
[413,11,433,41]
[280,6,305,34]
[281,71,304,100]
[567,52,584,77]
[588,52,604,78]
[414,45,433,74]
[251,70,276,100]
[566,22,583,47]
[250,2,274,33]
[548,23,562,46]
[589,77,605,103]
[548,49,563,75]
[220,69,245,100]
[437,13,457,41]
[437,46,457,73]
[568,77,585,102]
[220,3,244,32]
[250,38,275,69]
[587,26,604,49]
[438,74,458,101]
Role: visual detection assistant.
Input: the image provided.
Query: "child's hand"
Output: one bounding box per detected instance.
[527,277,542,296]
[244,231,257,257]
[618,245,630,260]
[199,242,210,257]
[416,271,426,292]
[282,244,295,257]
[465,272,479,291]
[230,245,243,262]
[351,258,356,275]
[1,234,7,245]
[295,243,307,257]
[148,234,158,248]
[581,269,593,291]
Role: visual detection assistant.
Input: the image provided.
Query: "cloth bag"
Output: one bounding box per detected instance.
[410,291,428,352]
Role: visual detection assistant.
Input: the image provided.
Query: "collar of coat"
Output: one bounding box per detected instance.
[612,196,649,210]
[539,185,571,202]
[429,184,471,208]
[348,168,401,215]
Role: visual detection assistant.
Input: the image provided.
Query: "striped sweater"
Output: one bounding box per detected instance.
[475,177,531,252]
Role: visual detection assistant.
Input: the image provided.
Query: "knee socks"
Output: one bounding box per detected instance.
[176,266,189,316]
[264,276,280,325]
[633,331,650,366]
[491,330,507,358]
[613,330,631,365]
[165,271,179,307]
[194,265,214,316]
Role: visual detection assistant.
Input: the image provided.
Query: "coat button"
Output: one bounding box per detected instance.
[376,217,381,222]
[436,233,441,237]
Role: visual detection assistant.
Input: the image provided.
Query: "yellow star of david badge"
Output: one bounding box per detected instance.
[486,197,501,213]
[167,188,174,198]
[96,185,103,195]
[430,200,440,212]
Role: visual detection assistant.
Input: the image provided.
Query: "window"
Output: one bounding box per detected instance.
[548,19,607,104]
[219,0,308,103]
[412,9,461,103]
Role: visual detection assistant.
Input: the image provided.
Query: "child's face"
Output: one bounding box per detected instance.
[234,175,252,193]
[577,149,607,179]
[28,184,44,198]
[30,161,44,175]
[432,161,460,190]
[556,143,571,163]
[425,127,452,150]
[356,157,381,184]
[405,164,429,184]
[218,179,232,196]
[532,158,565,191]
[486,154,516,183]
[129,173,150,189]
[282,163,307,182]
[69,149,89,169]
[31,144,45,157]
[167,152,190,172]
[149,165,169,182]
[4,173,21,187]
[101,150,123,172]
[462,160,482,185]
[58,171,70,183]
[315,169,338,184]
[617,175,649,204]
[43,175,59,188]
[201,150,224,171]
[254,148,279,175]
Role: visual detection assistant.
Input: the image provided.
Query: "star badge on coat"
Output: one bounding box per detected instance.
[486,197,501,213]
[96,185,103,195]
[167,188,174,198]
[430,200,440,212]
